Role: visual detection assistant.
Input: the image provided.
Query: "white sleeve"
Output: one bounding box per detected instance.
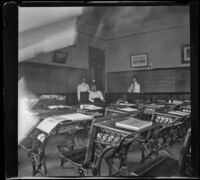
[87,84,91,93]
[77,85,80,101]
[89,92,94,102]
[138,84,140,93]
[128,84,133,92]
[97,91,104,101]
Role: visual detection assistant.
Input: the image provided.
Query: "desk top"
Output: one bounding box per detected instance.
[167,110,190,117]
[71,104,106,111]
[35,108,76,119]
[111,102,138,108]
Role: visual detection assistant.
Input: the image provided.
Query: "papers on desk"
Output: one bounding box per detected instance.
[168,111,190,117]
[119,107,138,112]
[36,113,93,133]
[118,103,136,106]
[82,104,103,110]
[149,104,165,108]
[182,105,191,109]
[116,118,152,131]
[36,117,64,134]
[55,113,93,121]
[172,100,183,105]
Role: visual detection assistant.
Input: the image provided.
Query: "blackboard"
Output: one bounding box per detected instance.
[107,67,190,93]
[18,62,89,94]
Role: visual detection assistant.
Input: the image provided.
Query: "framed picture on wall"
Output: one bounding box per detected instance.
[181,44,190,63]
[130,53,148,68]
[52,51,68,64]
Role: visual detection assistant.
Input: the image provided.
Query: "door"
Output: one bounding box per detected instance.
[89,47,105,91]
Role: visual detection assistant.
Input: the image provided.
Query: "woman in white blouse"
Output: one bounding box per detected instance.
[89,79,105,103]
[77,77,90,104]
[128,76,140,93]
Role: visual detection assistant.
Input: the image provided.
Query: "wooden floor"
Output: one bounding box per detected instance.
[18,132,183,177]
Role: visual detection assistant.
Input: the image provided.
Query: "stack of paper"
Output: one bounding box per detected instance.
[172,100,183,105]
[82,104,103,110]
[168,111,190,117]
[36,117,65,133]
[119,107,138,112]
[116,118,152,131]
[36,113,93,133]
[149,104,165,108]
[118,103,136,106]
[182,105,191,109]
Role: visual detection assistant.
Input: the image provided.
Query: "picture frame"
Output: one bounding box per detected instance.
[130,53,148,68]
[52,51,68,64]
[181,44,190,63]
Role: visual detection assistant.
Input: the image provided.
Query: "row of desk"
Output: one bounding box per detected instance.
[19,98,191,177]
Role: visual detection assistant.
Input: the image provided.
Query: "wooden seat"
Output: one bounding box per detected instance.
[59,147,87,167]
[57,118,100,176]
[127,155,178,177]
[58,113,131,176]
[179,128,191,176]
[125,128,191,177]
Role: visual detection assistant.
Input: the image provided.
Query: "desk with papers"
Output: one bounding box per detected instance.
[105,103,139,116]
[72,104,106,117]
[92,115,161,176]
[25,112,94,176]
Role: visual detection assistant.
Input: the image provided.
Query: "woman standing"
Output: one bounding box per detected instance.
[128,76,140,93]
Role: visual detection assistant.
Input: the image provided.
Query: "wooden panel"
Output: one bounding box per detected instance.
[107,67,190,93]
[18,62,89,94]
[105,93,191,104]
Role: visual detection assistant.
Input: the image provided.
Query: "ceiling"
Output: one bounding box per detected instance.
[80,6,189,31]
[18,6,189,62]
[19,7,84,33]
[19,6,189,33]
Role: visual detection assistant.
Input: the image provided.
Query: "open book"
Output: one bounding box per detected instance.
[116,118,152,131]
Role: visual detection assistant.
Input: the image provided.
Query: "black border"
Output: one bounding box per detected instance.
[190,0,199,177]
[3,0,199,179]
[3,1,18,178]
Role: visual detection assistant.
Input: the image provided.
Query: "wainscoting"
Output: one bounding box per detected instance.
[18,62,89,94]
[105,92,191,104]
[107,67,190,93]
[33,92,190,106]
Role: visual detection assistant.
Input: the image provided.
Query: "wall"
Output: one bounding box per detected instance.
[106,26,190,72]
[26,32,107,69]
[18,62,88,94]
[105,13,190,92]
[19,32,107,94]
[19,11,190,94]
